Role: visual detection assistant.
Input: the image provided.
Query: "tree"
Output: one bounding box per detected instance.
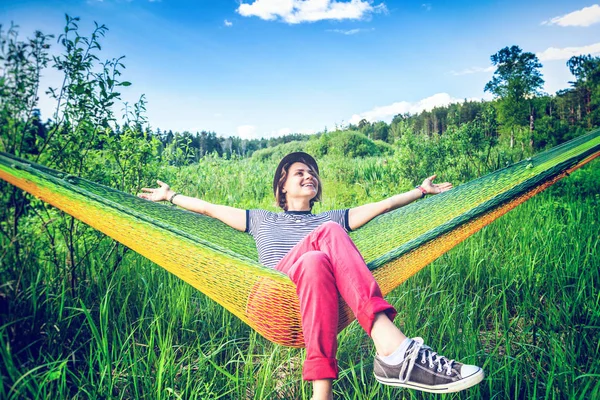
[567,55,600,127]
[372,121,389,142]
[358,119,373,139]
[484,45,544,148]
[0,25,53,157]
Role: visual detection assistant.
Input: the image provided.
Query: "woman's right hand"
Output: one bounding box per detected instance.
[138,180,247,232]
[138,180,173,202]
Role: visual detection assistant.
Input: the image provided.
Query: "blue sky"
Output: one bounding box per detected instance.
[2,1,600,139]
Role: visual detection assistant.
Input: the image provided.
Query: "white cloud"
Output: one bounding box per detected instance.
[449,65,495,76]
[542,4,600,27]
[224,19,233,27]
[237,0,386,24]
[326,28,374,34]
[537,42,600,61]
[422,3,431,11]
[349,93,479,124]
[237,125,257,139]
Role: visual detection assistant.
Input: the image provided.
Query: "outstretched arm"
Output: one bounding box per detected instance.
[138,180,247,232]
[348,175,452,231]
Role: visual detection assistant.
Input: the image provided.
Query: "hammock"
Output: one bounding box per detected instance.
[1,129,599,347]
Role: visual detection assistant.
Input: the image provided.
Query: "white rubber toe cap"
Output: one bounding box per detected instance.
[461,364,482,378]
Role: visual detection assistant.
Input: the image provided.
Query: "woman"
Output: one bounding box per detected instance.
[139,152,484,399]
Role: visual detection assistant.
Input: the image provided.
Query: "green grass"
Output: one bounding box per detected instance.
[0,160,598,399]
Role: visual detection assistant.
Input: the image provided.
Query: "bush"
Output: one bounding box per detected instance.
[327,130,380,158]
[304,135,330,157]
[251,141,306,161]
[373,139,395,155]
[250,131,383,162]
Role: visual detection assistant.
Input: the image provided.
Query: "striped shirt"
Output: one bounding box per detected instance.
[245,209,352,268]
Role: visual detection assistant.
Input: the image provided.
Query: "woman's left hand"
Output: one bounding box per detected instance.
[421,175,453,195]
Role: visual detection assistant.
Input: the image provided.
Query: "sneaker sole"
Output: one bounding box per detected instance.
[374,368,484,394]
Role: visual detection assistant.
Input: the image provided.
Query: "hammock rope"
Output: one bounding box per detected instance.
[1,128,599,347]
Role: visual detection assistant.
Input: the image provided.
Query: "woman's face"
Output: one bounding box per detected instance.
[282,162,319,200]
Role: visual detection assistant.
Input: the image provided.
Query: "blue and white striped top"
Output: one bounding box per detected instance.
[245,209,352,268]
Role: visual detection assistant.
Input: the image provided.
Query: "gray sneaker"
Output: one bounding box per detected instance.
[373,337,484,393]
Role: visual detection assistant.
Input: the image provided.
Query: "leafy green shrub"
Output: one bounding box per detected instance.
[373,139,395,155]
[304,135,330,157]
[251,140,306,161]
[327,130,380,158]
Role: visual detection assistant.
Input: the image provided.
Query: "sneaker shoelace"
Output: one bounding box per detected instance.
[398,337,455,383]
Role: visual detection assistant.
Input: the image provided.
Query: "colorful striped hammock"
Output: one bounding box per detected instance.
[1,128,599,347]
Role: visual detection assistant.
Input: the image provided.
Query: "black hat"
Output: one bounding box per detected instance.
[272,152,319,196]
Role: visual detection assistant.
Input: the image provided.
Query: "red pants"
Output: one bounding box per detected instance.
[274,221,397,380]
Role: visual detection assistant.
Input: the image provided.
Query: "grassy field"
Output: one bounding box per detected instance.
[1,158,598,399]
